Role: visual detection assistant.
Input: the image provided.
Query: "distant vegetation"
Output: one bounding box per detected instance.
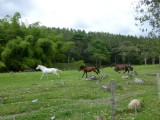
[0,12,160,72]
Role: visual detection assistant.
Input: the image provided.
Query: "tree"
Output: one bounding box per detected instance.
[116,41,140,64]
[72,32,89,61]
[1,36,34,70]
[62,41,75,63]
[155,39,160,66]
[28,22,41,41]
[136,41,149,65]
[0,61,6,72]
[35,38,57,66]
[1,12,160,71]
[141,52,149,65]
[89,40,110,67]
[134,0,160,36]
[10,12,24,38]
[148,39,160,65]
[0,15,12,44]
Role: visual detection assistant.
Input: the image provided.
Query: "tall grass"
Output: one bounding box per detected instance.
[0,65,160,120]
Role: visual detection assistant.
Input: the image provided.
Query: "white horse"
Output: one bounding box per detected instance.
[36,65,61,80]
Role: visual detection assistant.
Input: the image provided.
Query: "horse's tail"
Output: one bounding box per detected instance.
[96,67,100,74]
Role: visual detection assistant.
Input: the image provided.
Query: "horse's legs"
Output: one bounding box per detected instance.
[58,71,61,77]
[124,68,129,74]
[45,73,48,79]
[94,71,98,75]
[115,69,120,73]
[86,72,88,78]
[82,72,85,77]
[56,70,61,78]
[55,72,60,78]
[115,68,118,72]
[40,73,44,80]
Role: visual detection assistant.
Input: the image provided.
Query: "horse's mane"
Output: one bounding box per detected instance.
[38,65,47,68]
[80,65,86,69]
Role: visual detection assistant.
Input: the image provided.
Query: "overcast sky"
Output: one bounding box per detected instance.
[0,0,148,37]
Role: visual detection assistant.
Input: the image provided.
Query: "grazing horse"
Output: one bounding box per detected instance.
[36,65,61,80]
[113,64,133,73]
[79,65,100,78]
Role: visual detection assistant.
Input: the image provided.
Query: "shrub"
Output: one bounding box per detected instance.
[0,61,6,72]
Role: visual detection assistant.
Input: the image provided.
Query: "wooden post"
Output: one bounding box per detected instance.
[111,79,115,120]
[157,73,160,100]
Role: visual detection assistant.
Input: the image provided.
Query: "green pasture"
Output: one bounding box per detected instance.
[0,65,160,120]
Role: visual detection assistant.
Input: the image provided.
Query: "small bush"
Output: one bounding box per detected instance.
[0,61,6,72]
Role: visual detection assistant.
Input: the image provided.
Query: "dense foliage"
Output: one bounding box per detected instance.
[0,12,160,71]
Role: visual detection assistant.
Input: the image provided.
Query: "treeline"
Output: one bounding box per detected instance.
[0,12,160,72]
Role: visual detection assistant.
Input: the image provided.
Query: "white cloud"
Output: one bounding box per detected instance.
[0,0,148,36]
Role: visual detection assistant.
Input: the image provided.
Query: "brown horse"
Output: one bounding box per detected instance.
[113,64,133,73]
[79,65,100,78]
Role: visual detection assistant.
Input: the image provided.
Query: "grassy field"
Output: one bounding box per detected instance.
[0,65,160,120]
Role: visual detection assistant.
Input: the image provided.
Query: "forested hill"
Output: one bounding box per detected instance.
[0,12,160,71]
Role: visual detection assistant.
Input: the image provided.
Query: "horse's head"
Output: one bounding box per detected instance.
[36,65,45,70]
[36,65,40,70]
[79,65,85,71]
